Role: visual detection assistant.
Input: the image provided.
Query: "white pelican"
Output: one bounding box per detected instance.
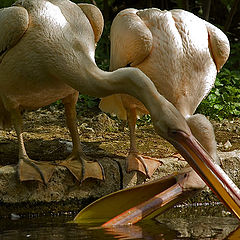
[0,1,106,184]
[100,8,230,178]
[0,0,239,219]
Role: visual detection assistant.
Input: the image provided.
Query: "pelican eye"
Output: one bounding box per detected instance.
[168,129,178,136]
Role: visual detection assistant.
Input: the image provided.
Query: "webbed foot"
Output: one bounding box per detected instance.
[126,152,162,178]
[18,158,56,184]
[60,155,104,182]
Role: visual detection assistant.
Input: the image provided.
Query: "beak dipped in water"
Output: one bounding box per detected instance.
[168,130,240,219]
[73,168,198,225]
[73,131,240,226]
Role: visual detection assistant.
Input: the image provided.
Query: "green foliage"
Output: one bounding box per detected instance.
[0,0,15,8]
[136,114,152,126]
[197,68,240,120]
[77,95,100,114]
[224,43,240,70]
[95,21,111,71]
[220,0,235,11]
[197,42,240,121]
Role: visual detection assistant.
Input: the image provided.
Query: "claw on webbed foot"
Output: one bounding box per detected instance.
[18,158,56,184]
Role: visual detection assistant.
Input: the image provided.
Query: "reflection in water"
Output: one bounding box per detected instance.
[103,217,239,240]
[0,204,239,240]
[0,216,179,240]
[103,221,179,239]
[103,225,144,239]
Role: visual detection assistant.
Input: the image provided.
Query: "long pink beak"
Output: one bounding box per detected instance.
[168,130,240,218]
[73,131,240,226]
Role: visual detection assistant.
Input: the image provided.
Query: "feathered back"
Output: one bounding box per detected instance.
[100,8,153,120]
[100,8,230,119]
[109,8,153,70]
[77,3,104,44]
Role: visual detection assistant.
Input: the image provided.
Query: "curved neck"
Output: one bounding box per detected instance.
[55,57,166,120]
[84,62,166,118]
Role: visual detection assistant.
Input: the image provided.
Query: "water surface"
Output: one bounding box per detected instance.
[0,204,239,240]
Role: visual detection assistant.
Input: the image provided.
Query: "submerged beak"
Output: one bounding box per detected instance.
[73,130,240,226]
[73,169,197,225]
[168,130,240,219]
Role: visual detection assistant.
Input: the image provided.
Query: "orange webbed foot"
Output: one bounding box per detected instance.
[18,158,56,184]
[126,152,162,178]
[60,154,104,182]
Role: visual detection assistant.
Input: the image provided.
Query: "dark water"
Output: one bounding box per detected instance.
[0,216,179,240]
[0,205,239,240]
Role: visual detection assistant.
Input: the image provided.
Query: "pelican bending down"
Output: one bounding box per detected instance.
[73,8,240,224]
[100,8,229,178]
[0,0,239,219]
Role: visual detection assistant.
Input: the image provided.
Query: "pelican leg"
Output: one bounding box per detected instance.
[11,110,55,184]
[126,107,162,178]
[60,93,104,182]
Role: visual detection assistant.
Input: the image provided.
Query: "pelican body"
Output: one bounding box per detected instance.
[0,0,107,183]
[78,8,240,222]
[100,8,230,176]
[0,1,239,220]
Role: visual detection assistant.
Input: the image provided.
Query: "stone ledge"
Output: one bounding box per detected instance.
[0,150,239,216]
